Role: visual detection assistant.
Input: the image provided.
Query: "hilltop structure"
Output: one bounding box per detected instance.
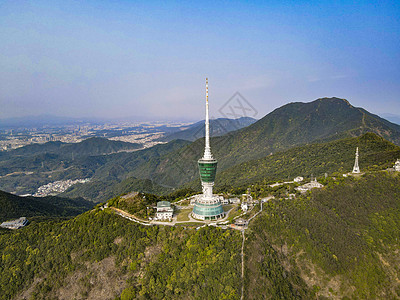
[192,79,225,220]
[352,147,360,173]
[0,217,28,229]
[156,201,173,220]
[295,178,324,193]
[394,159,400,172]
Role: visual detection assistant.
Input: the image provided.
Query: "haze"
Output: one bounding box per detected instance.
[1,0,399,121]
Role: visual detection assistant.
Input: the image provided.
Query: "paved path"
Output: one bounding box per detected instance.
[109,199,269,300]
[110,207,153,226]
[240,229,245,300]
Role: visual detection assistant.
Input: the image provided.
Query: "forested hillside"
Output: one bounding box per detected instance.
[0,190,93,222]
[245,172,400,299]
[213,132,400,189]
[1,171,399,299]
[0,139,189,196]
[117,98,400,189]
[0,210,241,300]
[2,98,400,200]
[0,137,141,160]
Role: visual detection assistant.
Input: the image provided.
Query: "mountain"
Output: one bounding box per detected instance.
[246,172,400,299]
[160,117,257,142]
[131,97,400,188]
[0,138,189,196]
[62,177,172,203]
[3,97,400,198]
[211,97,400,165]
[212,132,400,189]
[1,172,399,299]
[0,137,142,160]
[0,190,93,222]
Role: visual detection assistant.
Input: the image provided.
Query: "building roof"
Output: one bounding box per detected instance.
[157,201,171,208]
[235,218,249,226]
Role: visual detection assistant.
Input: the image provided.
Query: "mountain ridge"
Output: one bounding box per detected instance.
[133,97,400,188]
[160,117,257,142]
[0,190,94,222]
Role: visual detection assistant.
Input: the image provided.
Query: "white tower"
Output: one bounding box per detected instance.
[192,78,224,220]
[203,78,213,161]
[352,147,360,173]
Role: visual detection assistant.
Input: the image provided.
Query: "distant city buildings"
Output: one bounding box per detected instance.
[0,121,191,151]
[33,178,90,197]
[1,217,28,229]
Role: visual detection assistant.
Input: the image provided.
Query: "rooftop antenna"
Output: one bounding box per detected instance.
[203,78,213,160]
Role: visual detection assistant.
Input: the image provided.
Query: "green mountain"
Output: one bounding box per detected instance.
[0,137,141,160]
[0,139,189,196]
[0,209,241,300]
[161,117,256,142]
[62,177,172,202]
[131,97,400,188]
[246,172,400,299]
[0,172,399,299]
[3,98,400,199]
[213,132,400,189]
[0,190,93,222]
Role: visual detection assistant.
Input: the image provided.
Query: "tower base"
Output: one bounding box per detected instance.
[192,196,224,220]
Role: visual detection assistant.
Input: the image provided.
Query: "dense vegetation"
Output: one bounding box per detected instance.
[2,98,400,200]
[245,172,400,299]
[1,170,400,299]
[0,209,241,299]
[0,139,189,196]
[0,137,141,160]
[108,188,198,219]
[63,177,172,203]
[103,97,400,189]
[213,132,400,190]
[0,190,93,222]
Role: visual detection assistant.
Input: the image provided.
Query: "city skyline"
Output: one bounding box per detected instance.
[1,0,399,120]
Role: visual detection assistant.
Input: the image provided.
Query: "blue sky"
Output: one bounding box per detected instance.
[0,0,399,121]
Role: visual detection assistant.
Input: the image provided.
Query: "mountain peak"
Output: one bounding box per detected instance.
[315,97,352,107]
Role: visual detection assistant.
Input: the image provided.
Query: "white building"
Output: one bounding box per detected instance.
[241,202,248,212]
[229,198,241,204]
[220,198,229,205]
[155,201,173,220]
[295,179,324,193]
[294,176,304,183]
[394,159,400,172]
[1,217,28,229]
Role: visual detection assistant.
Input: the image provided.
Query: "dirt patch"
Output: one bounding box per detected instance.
[295,256,346,299]
[113,237,123,245]
[143,244,163,263]
[15,277,43,300]
[54,256,128,300]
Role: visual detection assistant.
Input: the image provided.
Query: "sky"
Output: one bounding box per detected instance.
[0,0,399,122]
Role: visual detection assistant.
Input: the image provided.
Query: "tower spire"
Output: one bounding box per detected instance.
[203,78,213,160]
[352,147,360,173]
[192,78,224,220]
